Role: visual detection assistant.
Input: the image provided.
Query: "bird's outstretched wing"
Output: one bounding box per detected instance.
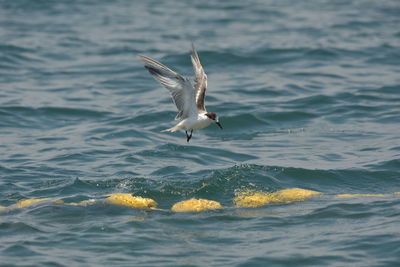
[190,44,208,112]
[139,55,196,120]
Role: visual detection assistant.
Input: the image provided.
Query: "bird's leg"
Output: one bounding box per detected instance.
[186,130,193,142]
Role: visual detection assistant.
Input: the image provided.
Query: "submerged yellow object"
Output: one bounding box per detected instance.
[67,199,96,206]
[106,193,157,209]
[234,188,322,208]
[15,198,52,208]
[273,188,322,203]
[171,198,222,212]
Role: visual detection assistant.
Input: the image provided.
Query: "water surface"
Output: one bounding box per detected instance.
[1,0,400,266]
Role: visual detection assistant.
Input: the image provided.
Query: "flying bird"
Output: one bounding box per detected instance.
[139,44,222,142]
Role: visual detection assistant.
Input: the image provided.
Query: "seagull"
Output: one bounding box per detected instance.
[139,44,222,142]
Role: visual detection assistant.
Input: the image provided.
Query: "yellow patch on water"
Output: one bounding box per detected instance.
[15,198,52,208]
[336,193,389,198]
[234,188,322,208]
[273,188,322,203]
[106,193,157,209]
[171,198,222,212]
[234,191,276,208]
[67,199,96,206]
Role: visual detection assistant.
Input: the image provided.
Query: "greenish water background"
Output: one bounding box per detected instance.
[1,0,399,266]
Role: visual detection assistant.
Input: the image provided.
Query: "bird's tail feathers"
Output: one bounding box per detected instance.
[161,124,184,132]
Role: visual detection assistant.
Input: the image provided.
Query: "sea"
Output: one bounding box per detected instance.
[1,0,399,266]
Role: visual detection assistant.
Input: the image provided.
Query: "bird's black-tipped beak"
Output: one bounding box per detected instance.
[216,121,223,130]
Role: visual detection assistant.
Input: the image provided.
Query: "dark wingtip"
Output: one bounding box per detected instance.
[145,65,162,76]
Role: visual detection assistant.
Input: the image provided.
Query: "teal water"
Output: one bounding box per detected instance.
[1,0,400,266]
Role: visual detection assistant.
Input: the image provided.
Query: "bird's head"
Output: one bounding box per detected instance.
[205,112,223,129]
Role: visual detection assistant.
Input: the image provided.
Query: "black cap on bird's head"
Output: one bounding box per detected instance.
[205,112,223,130]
